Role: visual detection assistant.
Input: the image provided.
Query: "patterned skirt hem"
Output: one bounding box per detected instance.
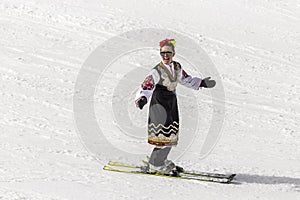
[148,139,178,146]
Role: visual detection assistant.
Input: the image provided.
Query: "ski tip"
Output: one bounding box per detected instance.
[108,161,116,165]
[103,165,109,170]
[230,174,237,178]
[226,174,237,183]
[103,165,113,170]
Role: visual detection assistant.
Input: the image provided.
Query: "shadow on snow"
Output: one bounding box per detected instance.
[236,174,300,186]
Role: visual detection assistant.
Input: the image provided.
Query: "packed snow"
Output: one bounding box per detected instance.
[0,0,299,199]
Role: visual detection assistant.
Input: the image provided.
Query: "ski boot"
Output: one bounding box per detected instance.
[143,160,176,175]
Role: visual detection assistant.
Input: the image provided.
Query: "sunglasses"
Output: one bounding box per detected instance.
[160,51,173,56]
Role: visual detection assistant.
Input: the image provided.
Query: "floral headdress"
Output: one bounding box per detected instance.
[159,38,176,48]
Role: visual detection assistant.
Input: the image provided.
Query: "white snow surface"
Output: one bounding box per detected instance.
[1,0,300,199]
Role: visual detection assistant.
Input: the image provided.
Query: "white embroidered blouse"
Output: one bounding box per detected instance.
[135,61,202,105]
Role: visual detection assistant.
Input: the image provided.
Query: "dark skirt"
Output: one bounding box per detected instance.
[148,84,179,146]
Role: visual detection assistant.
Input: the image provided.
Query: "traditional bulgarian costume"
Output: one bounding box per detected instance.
[135,61,202,146]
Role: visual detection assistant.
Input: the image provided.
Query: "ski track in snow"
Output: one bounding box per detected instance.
[0,0,299,199]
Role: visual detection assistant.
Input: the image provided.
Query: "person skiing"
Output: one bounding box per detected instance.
[135,38,216,174]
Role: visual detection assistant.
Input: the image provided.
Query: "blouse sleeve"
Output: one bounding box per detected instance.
[178,67,202,90]
[135,69,160,106]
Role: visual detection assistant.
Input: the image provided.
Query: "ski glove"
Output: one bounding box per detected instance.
[136,96,147,110]
[200,77,216,88]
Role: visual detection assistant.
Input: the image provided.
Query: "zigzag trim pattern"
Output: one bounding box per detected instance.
[148,121,179,136]
[148,122,179,130]
[148,128,178,135]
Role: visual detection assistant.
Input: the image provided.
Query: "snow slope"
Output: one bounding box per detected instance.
[0,0,299,199]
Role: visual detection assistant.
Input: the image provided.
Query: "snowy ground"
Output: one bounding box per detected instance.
[0,0,300,199]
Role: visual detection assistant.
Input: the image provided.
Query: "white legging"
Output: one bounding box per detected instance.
[148,146,172,166]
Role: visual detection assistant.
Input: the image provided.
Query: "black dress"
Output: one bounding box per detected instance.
[148,84,179,146]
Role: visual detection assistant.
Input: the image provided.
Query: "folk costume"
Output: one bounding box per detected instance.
[135,60,202,146]
[135,38,215,174]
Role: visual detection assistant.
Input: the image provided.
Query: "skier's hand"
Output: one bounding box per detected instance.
[200,77,216,88]
[136,96,147,110]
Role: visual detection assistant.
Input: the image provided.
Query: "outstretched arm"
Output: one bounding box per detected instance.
[135,69,160,109]
[179,68,216,89]
[179,68,202,90]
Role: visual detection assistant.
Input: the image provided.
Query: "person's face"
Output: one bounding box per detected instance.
[160,46,175,64]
